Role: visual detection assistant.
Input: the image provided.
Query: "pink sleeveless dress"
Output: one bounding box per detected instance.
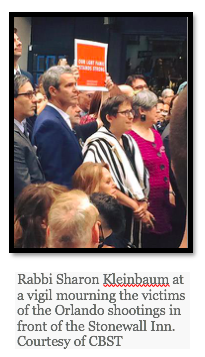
[127,129,172,234]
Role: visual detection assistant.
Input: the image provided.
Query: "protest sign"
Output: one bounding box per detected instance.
[74,39,108,91]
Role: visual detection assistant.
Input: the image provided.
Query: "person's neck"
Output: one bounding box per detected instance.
[103,228,112,238]
[14,115,25,123]
[110,129,123,143]
[131,120,155,141]
[49,99,68,113]
[14,57,19,70]
[132,120,151,133]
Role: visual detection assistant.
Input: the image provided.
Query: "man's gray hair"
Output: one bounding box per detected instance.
[132,90,158,118]
[14,75,31,98]
[161,88,174,98]
[42,65,73,99]
[47,190,99,248]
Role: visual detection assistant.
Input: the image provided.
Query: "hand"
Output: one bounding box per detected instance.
[133,201,147,220]
[169,191,176,206]
[142,211,155,230]
[105,73,114,90]
[137,200,148,211]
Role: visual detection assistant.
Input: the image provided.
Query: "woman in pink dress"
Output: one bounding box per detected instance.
[127,90,175,248]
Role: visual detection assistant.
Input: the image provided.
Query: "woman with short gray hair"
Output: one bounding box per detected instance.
[127,90,174,248]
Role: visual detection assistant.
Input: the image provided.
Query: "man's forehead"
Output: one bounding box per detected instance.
[19,82,33,93]
[60,73,75,83]
[133,78,146,86]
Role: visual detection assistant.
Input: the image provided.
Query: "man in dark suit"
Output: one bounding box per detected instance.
[14,28,34,85]
[32,66,83,188]
[14,76,45,201]
[14,27,36,138]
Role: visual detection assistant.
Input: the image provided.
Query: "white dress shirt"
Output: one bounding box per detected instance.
[14,66,21,76]
[14,119,26,133]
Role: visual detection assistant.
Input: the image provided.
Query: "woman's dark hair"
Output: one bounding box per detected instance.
[89,87,124,117]
[90,192,125,234]
[89,91,102,115]
[14,183,68,248]
[100,95,131,129]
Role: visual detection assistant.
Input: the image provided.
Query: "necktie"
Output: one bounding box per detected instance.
[14,70,21,77]
[23,121,29,138]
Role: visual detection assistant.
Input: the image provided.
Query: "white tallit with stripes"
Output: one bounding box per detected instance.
[82,126,149,200]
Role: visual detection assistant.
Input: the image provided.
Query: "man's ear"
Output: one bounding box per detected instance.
[92,221,100,245]
[48,86,57,98]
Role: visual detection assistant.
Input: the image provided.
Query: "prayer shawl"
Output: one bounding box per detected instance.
[82,127,149,200]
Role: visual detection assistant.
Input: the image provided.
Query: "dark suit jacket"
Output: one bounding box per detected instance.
[32,105,83,188]
[14,123,45,201]
[20,69,34,86]
[73,121,98,147]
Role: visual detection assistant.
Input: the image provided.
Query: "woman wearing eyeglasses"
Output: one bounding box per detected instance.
[83,95,154,248]
[127,90,174,248]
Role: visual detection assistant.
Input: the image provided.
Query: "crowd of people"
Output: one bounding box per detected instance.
[14,27,187,249]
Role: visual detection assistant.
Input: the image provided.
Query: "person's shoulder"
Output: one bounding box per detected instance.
[37,106,60,123]
[14,122,20,132]
[14,130,22,144]
[21,70,34,84]
[14,126,24,143]
[124,131,138,144]
[152,128,159,134]
[14,132,31,151]
[153,128,162,139]
[125,129,139,140]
